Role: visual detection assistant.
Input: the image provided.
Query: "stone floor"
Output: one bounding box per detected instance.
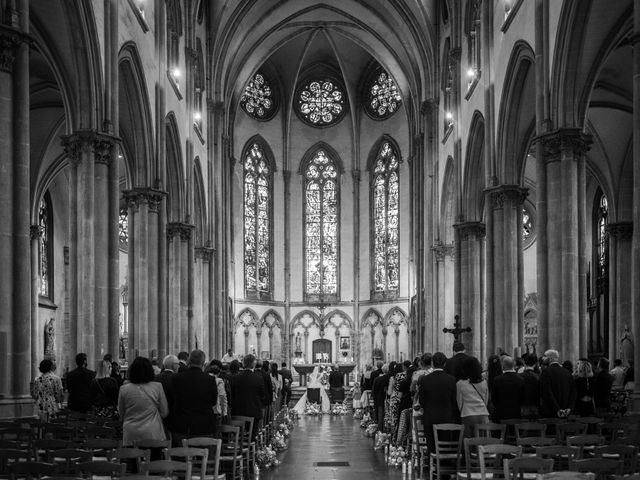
[259,414,417,480]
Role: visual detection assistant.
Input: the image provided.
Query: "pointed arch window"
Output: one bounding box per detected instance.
[243,141,273,299]
[38,193,53,299]
[371,140,400,298]
[596,194,609,281]
[304,149,339,300]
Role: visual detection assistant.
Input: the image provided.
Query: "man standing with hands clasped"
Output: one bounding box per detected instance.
[539,349,576,418]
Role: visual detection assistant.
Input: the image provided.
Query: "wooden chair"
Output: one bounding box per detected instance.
[576,417,604,434]
[230,415,255,470]
[516,436,556,454]
[543,472,596,480]
[459,437,503,480]
[593,445,638,475]
[515,422,547,441]
[411,415,428,480]
[539,418,565,439]
[33,439,69,462]
[142,459,192,480]
[82,426,116,440]
[566,435,605,458]
[569,458,623,480]
[475,423,507,441]
[501,419,525,444]
[77,461,126,479]
[597,422,632,442]
[8,461,56,480]
[133,439,171,462]
[166,448,208,480]
[535,445,580,471]
[47,449,92,475]
[219,425,243,480]
[182,437,224,480]
[40,425,74,442]
[557,423,588,443]
[0,450,34,477]
[478,444,522,480]
[1,427,33,448]
[110,447,150,474]
[504,457,554,480]
[429,424,464,480]
[228,420,250,478]
[81,438,120,458]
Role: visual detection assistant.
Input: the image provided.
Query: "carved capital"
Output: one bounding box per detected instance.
[606,222,633,240]
[534,128,592,161]
[432,241,455,262]
[61,130,120,166]
[167,222,194,241]
[195,246,214,262]
[0,28,20,73]
[123,187,167,213]
[454,221,486,240]
[486,184,528,209]
[421,98,437,115]
[30,225,43,240]
[351,169,360,183]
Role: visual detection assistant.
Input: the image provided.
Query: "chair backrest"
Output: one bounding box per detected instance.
[433,423,464,456]
[478,444,522,480]
[516,436,556,451]
[230,416,254,445]
[77,460,126,478]
[504,457,554,480]
[41,425,74,441]
[463,437,503,480]
[50,449,93,474]
[133,439,171,450]
[229,420,246,445]
[593,444,638,474]
[475,423,506,441]
[220,425,240,454]
[0,451,35,477]
[566,435,605,457]
[543,472,596,480]
[110,448,150,473]
[515,422,546,440]
[569,458,623,480]
[535,445,580,471]
[8,461,56,480]
[142,459,192,480]
[1,427,33,447]
[166,447,207,480]
[33,439,69,461]
[597,422,631,442]
[83,426,116,439]
[183,437,222,480]
[557,422,588,442]
[82,438,120,456]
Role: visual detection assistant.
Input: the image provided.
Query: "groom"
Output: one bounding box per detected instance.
[328,364,344,403]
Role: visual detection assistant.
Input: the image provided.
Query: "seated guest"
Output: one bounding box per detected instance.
[66,353,96,413]
[491,356,525,421]
[118,357,169,448]
[230,354,266,440]
[520,354,540,418]
[593,357,613,415]
[456,356,489,436]
[89,360,120,419]
[171,349,218,445]
[32,359,64,421]
[329,364,344,403]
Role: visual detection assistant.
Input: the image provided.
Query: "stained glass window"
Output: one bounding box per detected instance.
[240,73,276,120]
[244,142,272,298]
[119,207,129,249]
[305,149,339,299]
[366,69,402,119]
[297,79,346,127]
[38,196,51,298]
[522,205,536,249]
[372,141,399,296]
[597,194,608,279]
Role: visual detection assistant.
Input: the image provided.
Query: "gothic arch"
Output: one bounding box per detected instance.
[234,307,259,328]
[290,310,322,333]
[165,112,185,222]
[241,135,278,172]
[324,310,354,329]
[496,40,536,184]
[365,135,403,172]
[361,308,383,327]
[260,309,283,329]
[462,111,485,222]
[298,142,346,175]
[384,306,408,326]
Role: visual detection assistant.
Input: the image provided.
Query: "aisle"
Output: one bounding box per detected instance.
[259,415,418,480]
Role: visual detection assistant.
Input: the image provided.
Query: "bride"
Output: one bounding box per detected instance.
[293,365,331,413]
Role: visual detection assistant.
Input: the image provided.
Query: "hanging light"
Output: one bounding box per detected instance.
[445,111,453,120]
[467,68,476,78]
[172,67,181,79]
[194,111,202,122]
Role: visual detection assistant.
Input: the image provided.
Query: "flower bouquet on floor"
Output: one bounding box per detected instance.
[353,408,364,420]
[359,411,372,428]
[272,431,287,452]
[255,445,278,470]
[387,445,408,467]
[330,402,348,416]
[365,422,379,438]
[277,422,290,438]
[374,431,389,449]
[304,402,323,416]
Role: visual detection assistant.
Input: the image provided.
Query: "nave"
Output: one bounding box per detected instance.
[261,415,410,480]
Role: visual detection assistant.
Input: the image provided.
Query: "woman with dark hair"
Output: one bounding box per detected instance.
[32,359,64,421]
[457,356,489,436]
[485,354,503,421]
[270,362,283,411]
[90,360,120,419]
[386,363,406,438]
[117,357,168,446]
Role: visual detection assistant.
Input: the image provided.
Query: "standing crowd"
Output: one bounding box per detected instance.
[360,342,630,452]
[31,349,294,446]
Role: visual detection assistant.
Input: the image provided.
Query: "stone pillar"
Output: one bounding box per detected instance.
[123,188,165,359]
[196,246,213,353]
[485,185,528,356]
[432,242,455,353]
[453,221,485,359]
[30,225,41,381]
[62,131,119,368]
[535,129,591,362]
[606,223,633,360]
[632,0,640,400]
[167,222,194,352]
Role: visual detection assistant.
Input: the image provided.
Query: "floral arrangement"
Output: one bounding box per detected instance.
[374,431,390,449]
[272,431,287,452]
[353,408,364,419]
[330,403,349,416]
[255,445,279,469]
[359,411,373,428]
[277,423,290,438]
[364,422,378,438]
[304,402,323,416]
[387,445,409,467]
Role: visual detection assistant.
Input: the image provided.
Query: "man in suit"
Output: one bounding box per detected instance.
[444,341,469,381]
[230,354,266,440]
[539,349,577,418]
[491,356,525,421]
[66,353,96,413]
[177,351,189,372]
[520,354,540,418]
[154,355,179,414]
[593,357,613,415]
[170,350,218,446]
[279,362,293,407]
[255,359,273,421]
[418,352,459,453]
[372,363,390,432]
[370,361,384,385]
[328,364,344,403]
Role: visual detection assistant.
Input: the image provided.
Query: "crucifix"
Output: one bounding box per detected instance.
[442,314,472,342]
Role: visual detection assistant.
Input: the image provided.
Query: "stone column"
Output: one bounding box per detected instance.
[123,188,165,359]
[535,129,591,362]
[453,221,485,358]
[606,223,633,359]
[485,185,528,356]
[632,0,640,403]
[196,246,213,352]
[30,225,41,381]
[432,242,455,352]
[167,222,194,352]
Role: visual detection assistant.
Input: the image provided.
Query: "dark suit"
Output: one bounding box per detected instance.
[540,363,577,417]
[178,361,188,373]
[372,373,391,431]
[445,352,470,381]
[155,370,176,410]
[418,370,459,452]
[370,368,383,385]
[231,369,266,440]
[257,369,273,407]
[491,371,525,421]
[171,366,218,442]
[329,370,344,403]
[520,369,540,417]
[66,367,96,413]
[279,368,293,406]
[593,370,613,411]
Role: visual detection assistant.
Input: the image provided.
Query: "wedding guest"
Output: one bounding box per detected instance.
[593,357,613,415]
[610,359,626,390]
[32,359,64,421]
[624,360,635,390]
[329,364,344,404]
[387,363,406,437]
[171,350,218,446]
[360,364,374,391]
[491,356,525,422]
[151,358,161,375]
[485,354,502,420]
[370,361,384,385]
[520,355,540,418]
[230,354,266,440]
[118,357,168,448]
[411,353,432,417]
[89,360,120,419]
[445,341,470,381]
[177,351,189,372]
[279,362,293,406]
[270,362,283,411]
[155,354,179,416]
[111,361,124,387]
[540,349,576,418]
[258,360,274,420]
[372,363,390,432]
[456,356,489,436]
[208,362,229,431]
[573,358,595,416]
[66,353,96,413]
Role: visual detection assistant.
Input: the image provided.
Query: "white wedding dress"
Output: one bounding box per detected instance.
[293,365,331,414]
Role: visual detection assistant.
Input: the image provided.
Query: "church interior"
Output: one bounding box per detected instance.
[1,0,639,416]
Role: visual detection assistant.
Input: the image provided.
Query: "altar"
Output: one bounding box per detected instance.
[292,363,355,387]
